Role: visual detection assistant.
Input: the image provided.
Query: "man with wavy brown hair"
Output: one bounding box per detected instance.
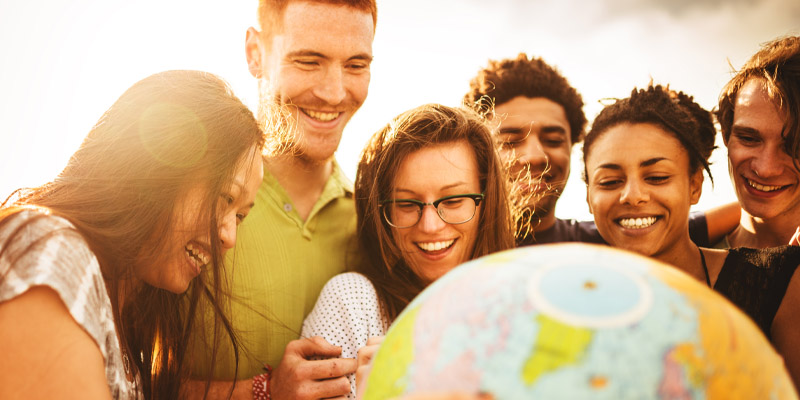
[716,35,800,250]
[186,1,377,399]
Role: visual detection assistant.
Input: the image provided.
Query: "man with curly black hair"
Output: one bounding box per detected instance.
[464,53,593,244]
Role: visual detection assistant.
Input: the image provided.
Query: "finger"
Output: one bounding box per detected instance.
[303,375,351,399]
[355,364,372,392]
[307,357,358,379]
[357,344,378,367]
[287,336,344,359]
[365,335,385,346]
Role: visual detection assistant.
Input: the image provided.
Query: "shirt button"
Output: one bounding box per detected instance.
[283,203,292,212]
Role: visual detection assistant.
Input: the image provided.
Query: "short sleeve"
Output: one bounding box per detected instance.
[0,211,136,398]
[301,272,386,399]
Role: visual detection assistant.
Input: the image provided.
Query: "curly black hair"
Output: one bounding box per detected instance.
[583,85,716,183]
[464,53,586,145]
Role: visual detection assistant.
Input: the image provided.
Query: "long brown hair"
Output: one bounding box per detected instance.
[1,70,264,399]
[355,104,514,322]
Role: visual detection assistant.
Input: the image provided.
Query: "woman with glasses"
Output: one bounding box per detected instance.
[302,104,515,399]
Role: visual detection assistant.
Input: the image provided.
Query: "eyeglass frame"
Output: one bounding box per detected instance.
[379,193,485,228]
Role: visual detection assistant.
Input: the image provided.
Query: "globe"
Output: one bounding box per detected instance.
[362,243,797,400]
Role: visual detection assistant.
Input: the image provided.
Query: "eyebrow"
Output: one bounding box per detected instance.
[286,50,373,63]
[731,124,760,134]
[395,182,469,195]
[596,157,668,170]
[497,124,566,135]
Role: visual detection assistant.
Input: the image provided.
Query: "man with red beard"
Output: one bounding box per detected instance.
[464,54,732,246]
[185,1,376,399]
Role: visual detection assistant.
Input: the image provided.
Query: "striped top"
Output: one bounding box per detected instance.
[0,210,139,399]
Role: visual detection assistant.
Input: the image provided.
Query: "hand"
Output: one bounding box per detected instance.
[790,226,800,246]
[355,336,385,397]
[270,336,357,400]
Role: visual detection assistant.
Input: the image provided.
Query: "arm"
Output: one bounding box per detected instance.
[772,267,800,391]
[181,337,355,400]
[703,202,741,244]
[0,286,111,399]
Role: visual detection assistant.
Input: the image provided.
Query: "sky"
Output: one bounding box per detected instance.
[0,0,798,221]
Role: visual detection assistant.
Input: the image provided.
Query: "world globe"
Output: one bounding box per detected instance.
[362,244,797,400]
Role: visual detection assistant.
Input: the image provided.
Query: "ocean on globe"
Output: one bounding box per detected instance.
[362,243,797,400]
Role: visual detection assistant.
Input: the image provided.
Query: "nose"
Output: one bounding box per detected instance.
[313,66,347,106]
[516,136,548,171]
[417,205,447,233]
[619,179,649,205]
[751,146,788,179]
[218,213,237,251]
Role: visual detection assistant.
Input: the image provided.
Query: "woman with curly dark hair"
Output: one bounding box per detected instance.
[583,84,800,388]
[0,70,264,399]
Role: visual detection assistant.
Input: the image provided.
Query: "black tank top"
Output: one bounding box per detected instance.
[714,245,800,339]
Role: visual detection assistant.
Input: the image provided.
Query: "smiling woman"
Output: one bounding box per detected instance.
[0,70,264,399]
[301,104,515,399]
[583,83,800,389]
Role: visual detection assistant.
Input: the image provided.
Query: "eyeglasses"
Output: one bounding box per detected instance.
[379,193,484,228]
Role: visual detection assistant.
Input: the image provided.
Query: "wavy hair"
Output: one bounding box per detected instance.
[355,104,515,321]
[717,35,800,168]
[1,70,264,399]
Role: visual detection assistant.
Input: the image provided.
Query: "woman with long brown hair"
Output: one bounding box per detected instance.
[0,70,264,399]
[302,104,515,399]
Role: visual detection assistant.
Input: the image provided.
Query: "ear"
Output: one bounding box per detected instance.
[689,169,704,205]
[245,27,264,79]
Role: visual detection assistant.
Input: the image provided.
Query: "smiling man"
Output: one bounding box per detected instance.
[186,1,376,399]
[464,54,593,244]
[717,35,800,248]
[464,54,735,246]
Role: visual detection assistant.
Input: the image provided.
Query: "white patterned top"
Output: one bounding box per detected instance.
[302,272,388,399]
[0,210,140,399]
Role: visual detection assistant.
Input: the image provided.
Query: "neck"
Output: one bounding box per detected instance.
[531,212,557,233]
[654,234,705,279]
[729,210,795,248]
[265,154,334,221]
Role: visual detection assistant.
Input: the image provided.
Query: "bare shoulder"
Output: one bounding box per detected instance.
[0,286,112,400]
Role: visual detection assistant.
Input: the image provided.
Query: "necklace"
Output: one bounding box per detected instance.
[123,352,131,375]
[697,245,711,288]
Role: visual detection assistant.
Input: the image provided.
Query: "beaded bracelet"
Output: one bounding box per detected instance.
[252,364,273,400]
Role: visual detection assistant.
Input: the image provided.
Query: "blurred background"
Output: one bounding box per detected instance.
[1,0,798,221]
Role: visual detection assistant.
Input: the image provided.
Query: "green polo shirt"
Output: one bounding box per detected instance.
[189,160,362,380]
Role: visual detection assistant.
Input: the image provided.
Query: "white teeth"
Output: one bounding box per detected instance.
[618,217,657,229]
[747,179,784,192]
[304,109,339,122]
[185,244,210,267]
[417,240,455,252]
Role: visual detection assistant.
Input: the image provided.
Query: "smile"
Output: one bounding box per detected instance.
[416,239,455,253]
[746,178,788,192]
[617,216,658,229]
[302,109,340,122]
[185,243,210,268]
